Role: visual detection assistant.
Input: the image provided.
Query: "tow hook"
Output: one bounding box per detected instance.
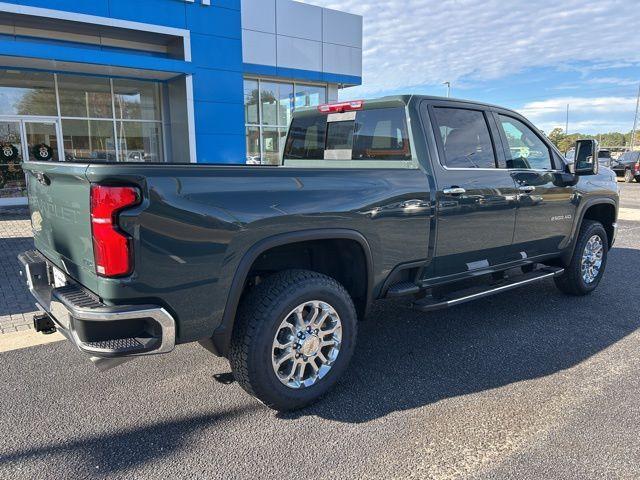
[33,313,57,335]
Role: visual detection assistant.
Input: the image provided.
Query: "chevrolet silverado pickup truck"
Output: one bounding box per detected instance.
[19,96,619,411]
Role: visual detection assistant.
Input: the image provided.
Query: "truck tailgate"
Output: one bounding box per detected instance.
[23,162,99,293]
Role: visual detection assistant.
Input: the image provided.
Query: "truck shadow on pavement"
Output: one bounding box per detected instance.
[0,406,260,476]
[284,246,640,423]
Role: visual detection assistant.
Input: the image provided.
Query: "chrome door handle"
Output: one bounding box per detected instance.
[518,185,536,193]
[443,187,466,195]
[400,199,428,209]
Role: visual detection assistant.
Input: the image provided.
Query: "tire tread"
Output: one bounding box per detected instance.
[229,269,356,410]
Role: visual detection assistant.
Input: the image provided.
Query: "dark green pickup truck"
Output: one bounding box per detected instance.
[19,96,619,410]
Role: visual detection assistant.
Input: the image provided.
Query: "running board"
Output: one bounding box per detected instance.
[412,267,564,312]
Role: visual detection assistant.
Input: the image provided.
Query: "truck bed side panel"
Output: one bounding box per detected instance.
[84,164,432,343]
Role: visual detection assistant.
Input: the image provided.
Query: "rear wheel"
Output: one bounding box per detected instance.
[229,269,357,411]
[554,220,608,296]
[624,169,634,183]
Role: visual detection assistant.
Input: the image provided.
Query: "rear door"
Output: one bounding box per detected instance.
[493,111,575,257]
[22,161,98,292]
[424,102,519,278]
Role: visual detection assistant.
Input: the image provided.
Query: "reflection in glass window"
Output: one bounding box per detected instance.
[283,116,327,160]
[62,119,116,161]
[0,121,25,198]
[116,121,163,162]
[499,115,552,170]
[243,79,329,164]
[245,126,261,164]
[25,122,59,162]
[260,81,293,127]
[262,127,287,165]
[58,74,113,118]
[0,70,57,116]
[113,79,161,121]
[244,79,259,125]
[294,85,326,109]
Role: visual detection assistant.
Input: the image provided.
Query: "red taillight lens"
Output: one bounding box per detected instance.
[317,100,364,114]
[90,185,140,277]
[635,160,640,173]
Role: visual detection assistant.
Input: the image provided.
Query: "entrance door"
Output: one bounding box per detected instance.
[23,121,61,162]
[0,121,26,200]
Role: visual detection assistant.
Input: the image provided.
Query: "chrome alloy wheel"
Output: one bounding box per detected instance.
[581,234,604,284]
[271,300,342,389]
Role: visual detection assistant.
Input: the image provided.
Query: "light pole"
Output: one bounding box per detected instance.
[630,83,640,151]
[565,104,569,135]
[443,82,451,98]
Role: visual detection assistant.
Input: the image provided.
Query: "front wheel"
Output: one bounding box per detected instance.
[229,269,357,411]
[554,220,608,296]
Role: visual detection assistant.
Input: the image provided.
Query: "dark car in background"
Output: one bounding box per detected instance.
[612,151,640,183]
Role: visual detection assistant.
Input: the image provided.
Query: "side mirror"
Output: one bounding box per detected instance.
[574,139,599,176]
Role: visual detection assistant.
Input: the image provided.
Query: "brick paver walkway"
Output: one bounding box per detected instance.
[0,207,37,334]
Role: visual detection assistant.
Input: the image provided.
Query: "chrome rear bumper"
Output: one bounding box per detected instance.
[18,250,176,366]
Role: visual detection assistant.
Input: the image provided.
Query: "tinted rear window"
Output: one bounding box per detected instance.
[283,107,412,164]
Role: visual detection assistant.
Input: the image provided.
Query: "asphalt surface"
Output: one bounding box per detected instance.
[1,184,640,480]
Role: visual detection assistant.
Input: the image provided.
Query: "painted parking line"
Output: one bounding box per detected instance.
[0,330,64,354]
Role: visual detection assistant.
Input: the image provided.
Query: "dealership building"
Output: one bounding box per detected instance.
[0,0,362,205]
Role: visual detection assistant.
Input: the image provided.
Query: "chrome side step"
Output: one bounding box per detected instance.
[412,267,564,312]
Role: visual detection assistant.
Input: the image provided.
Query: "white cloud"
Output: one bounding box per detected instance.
[300,0,640,97]
[517,96,638,134]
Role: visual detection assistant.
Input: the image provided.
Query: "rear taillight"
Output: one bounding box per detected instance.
[317,100,364,114]
[635,160,640,173]
[90,185,140,277]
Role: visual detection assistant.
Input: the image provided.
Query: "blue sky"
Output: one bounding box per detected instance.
[300,0,640,135]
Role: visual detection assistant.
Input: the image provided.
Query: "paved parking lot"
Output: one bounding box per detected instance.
[0,184,639,479]
[0,207,36,334]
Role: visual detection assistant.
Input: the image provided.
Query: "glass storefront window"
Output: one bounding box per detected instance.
[62,119,116,161]
[25,122,59,162]
[113,79,161,121]
[295,85,327,109]
[116,121,163,162]
[262,127,287,165]
[58,74,113,119]
[0,122,25,198]
[244,78,328,164]
[245,126,260,164]
[0,69,168,201]
[0,70,57,116]
[260,81,293,127]
[244,79,259,125]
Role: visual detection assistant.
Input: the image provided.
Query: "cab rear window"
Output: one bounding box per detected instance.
[283,107,414,167]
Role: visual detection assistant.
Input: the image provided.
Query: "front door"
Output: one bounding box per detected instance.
[494,112,575,257]
[425,103,519,278]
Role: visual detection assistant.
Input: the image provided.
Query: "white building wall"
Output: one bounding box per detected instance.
[241,0,362,82]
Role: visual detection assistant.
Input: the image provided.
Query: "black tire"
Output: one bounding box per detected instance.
[624,169,634,183]
[229,269,357,411]
[635,176,640,183]
[554,220,608,296]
